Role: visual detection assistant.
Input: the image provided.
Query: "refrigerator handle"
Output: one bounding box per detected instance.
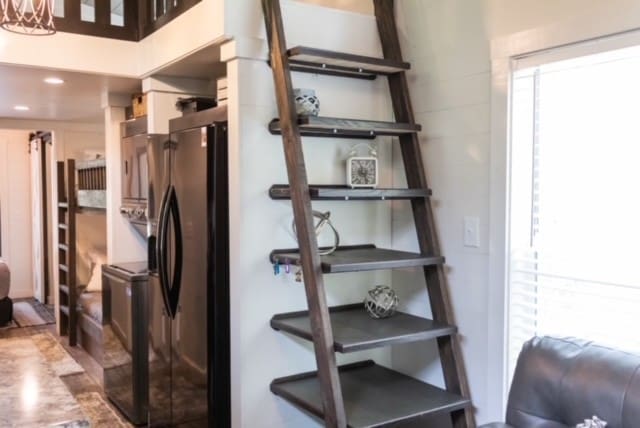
[167,186,183,319]
[156,185,172,316]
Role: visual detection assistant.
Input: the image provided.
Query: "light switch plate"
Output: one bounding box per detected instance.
[463,216,480,248]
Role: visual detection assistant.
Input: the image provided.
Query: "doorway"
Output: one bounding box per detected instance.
[29,131,54,305]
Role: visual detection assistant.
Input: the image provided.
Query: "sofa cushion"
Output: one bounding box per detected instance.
[506,337,589,427]
[505,336,640,428]
[560,343,640,427]
[0,262,10,300]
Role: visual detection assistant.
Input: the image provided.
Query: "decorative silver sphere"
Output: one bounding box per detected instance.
[364,285,399,319]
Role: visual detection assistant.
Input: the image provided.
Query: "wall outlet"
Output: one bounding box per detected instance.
[463,216,480,248]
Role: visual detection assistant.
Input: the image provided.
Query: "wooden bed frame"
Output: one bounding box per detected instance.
[57,158,108,363]
[77,308,104,364]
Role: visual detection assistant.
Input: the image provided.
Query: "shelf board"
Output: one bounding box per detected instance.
[271,304,456,353]
[287,46,410,80]
[270,244,443,273]
[269,116,421,139]
[269,185,431,201]
[271,360,470,428]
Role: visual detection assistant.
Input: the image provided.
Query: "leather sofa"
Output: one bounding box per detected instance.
[0,261,11,325]
[482,336,640,428]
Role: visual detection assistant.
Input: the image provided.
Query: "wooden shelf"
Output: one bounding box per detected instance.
[269,185,431,201]
[271,304,456,353]
[286,46,410,80]
[270,244,443,273]
[269,116,421,139]
[271,360,470,428]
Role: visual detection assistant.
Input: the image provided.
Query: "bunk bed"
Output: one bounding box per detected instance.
[57,158,108,364]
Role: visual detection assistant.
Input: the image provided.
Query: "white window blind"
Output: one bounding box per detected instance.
[508,46,640,379]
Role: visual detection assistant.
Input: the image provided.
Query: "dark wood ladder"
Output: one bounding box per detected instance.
[262,0,475,427]
[57,160,77,346]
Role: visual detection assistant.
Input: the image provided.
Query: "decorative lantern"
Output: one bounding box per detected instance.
[364,286,399,319]
[0,0,56,35]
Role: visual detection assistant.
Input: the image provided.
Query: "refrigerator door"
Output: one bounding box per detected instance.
[147,138,174,427]
[169,125,209,426]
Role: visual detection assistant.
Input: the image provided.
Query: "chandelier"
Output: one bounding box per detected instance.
[0,0,55,35]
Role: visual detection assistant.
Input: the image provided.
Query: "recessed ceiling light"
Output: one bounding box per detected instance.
[14,105,30,111]
[44,77,64,85]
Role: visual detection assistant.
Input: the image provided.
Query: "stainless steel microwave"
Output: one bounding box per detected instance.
[120,116,167,237]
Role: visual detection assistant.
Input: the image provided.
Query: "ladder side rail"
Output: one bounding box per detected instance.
[67,159,78,346]
[56,161,69,337]
[373,1,475,427]
[262,1,347,426]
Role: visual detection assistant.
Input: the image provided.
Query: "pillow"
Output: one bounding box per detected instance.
[85,262,103,293]
[84,251,107,293]
[576,416,607,428]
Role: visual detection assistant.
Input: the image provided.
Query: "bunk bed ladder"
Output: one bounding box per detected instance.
[57,160,77,346]
[262,0,475,427]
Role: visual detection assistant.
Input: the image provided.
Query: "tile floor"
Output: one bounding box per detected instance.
[0,322,131,427]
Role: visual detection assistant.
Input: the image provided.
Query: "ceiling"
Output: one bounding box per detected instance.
[0,64,141,122]
[154,44,226,80]
[0,44,224,124]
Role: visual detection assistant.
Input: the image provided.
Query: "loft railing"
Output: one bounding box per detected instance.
[53,0,201,41]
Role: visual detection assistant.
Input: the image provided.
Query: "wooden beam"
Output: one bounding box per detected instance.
[262,0,346,426]
[373,1,476,427]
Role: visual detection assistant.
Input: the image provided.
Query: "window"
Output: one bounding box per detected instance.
[508,45,640,378]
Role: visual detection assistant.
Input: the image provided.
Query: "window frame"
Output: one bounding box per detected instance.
[489,22,640,421]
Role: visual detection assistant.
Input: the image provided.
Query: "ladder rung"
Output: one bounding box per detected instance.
[271,304,456,353]
[59,284,69,295]
[60,304,69,316]
[59,243,68,251]
[269,116,421,139]
[271,361,470,427]
[287,46,410,80]
[269,185,431,201]
[58,223,68,230]
[270,244,443,274]
[59,264,69,273]
[58,202,68,209]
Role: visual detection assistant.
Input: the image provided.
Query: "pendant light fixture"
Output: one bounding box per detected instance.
[0,0,55,35]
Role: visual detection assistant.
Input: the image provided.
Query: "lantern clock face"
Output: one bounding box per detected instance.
[349,158,377,187]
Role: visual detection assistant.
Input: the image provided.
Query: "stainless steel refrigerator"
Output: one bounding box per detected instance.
[147,105,230,427]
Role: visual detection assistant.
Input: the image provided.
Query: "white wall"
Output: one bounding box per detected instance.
[0,130,33,298]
